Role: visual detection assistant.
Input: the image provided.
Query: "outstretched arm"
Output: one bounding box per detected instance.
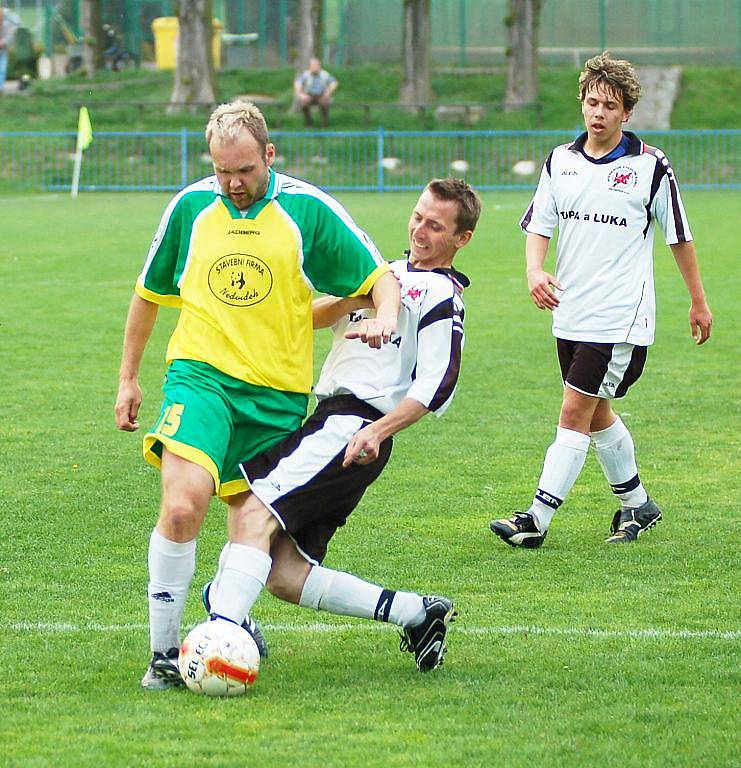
[312,295,373,329]
[345,271,401,349]
[670,241,713,345]
[343,397,429,467]
[114,294,159,431]
[344,280,464,466]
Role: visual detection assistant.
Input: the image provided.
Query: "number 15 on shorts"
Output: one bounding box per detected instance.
[156,403,184,437]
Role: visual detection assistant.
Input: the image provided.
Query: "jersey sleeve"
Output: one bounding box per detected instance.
[135,192,192,307]
[520,151,559,238]
[286,193,389,297]
[648,153,693,245]
[407,288,465,416]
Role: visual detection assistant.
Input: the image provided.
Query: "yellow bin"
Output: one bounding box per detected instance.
[152,17,222,70]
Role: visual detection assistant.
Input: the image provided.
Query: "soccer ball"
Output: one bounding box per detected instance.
[179,619,260,697]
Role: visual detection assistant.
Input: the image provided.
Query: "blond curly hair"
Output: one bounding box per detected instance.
[578,51,642,112]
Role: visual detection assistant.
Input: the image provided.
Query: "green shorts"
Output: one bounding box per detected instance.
[143,359,308,498]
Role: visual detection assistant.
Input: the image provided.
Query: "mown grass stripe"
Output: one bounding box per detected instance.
[5,621,739,641]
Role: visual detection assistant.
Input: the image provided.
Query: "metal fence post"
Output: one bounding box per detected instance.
[377,126,385,192]
[279,0,288,65]
[181,128,188,188]
[459,0,467,68]
[258,0,267,66]
[43,0,53,57]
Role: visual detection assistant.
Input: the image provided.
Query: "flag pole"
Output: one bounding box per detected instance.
[71,142,83,198]
[71,106,93,198]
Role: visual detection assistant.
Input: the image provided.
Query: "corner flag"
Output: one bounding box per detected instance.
[76,106,93,151]
[71,107,92,197]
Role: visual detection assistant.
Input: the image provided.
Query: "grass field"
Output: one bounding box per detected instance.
[1,189,739,768]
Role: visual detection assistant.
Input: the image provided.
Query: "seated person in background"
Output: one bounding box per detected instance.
[294,57,338,127]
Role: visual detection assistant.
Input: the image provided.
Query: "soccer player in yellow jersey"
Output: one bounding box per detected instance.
[114,100,399,689]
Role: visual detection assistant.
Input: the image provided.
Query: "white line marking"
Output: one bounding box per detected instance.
[5,621,739,641]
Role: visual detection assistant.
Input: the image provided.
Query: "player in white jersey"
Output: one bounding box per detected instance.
[201,179,482,672]
[490,52,712,549]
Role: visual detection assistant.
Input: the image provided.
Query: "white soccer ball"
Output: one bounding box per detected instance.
[179,619,260,697]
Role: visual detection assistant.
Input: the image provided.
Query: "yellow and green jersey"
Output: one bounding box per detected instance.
[136,170,388,394]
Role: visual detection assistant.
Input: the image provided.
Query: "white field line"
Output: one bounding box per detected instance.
[4,621,739,642]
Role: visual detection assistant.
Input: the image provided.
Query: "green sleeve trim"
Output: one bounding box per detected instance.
[141,190,216,296]
[277,190,386,297]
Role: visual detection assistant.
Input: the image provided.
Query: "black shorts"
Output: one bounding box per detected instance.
[239,395,393,564]
[557,339,647,399]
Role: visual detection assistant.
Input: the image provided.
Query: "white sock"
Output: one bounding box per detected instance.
[209,543,271,625]
[209,541,232,598]
[529,427,590,532]
[147,528,196,653]
[591,417,648,509]
[299,566,425,628]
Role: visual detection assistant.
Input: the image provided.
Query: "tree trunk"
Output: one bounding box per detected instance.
[81,0,103,77]
[399,0,431,108]
[292,0,323,111]
[504,0,541,110]
[296,0,323,71]
[169,0,216,112]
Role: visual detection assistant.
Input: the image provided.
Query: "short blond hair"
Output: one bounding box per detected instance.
[578,51,642,112]
[205,100,269,150]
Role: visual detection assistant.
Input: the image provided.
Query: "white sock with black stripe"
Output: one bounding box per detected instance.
[299,566,425,627]
[529,427,590,532]
[591,417,649,509]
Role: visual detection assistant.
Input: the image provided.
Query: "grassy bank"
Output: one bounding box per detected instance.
[1,64,738,133]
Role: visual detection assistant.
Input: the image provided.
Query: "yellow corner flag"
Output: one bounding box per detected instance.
[71,107,93,197]
[76,106,93,151]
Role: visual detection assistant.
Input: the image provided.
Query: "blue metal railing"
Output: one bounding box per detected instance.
[1,129,738,192]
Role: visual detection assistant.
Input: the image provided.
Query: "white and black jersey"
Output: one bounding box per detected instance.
[240,257,469,563]
[521,131,692,346]
[314,258,467,415]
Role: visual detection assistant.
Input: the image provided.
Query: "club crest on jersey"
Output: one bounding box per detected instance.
[208,253,273,307]
[607,166,638,193]
[403,284,426,304]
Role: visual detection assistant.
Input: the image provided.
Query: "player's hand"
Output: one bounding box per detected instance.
[344,313,396,349]
[343,426,381,467]
[527,268,562,310]
[115,378,142,431]
[689,300,713,345]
